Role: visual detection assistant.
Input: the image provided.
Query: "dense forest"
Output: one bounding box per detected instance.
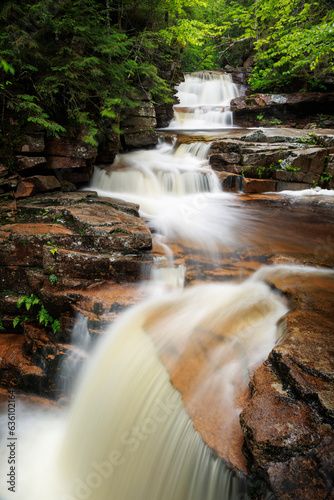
[0,0,333,147]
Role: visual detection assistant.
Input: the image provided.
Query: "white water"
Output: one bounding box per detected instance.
[0,275,291,500]
[89,141,250,250]
[168,72,239,130]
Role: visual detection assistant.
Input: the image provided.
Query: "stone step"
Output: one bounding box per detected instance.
[42,246,146,281]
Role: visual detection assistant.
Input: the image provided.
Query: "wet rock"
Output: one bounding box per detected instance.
[241,276,334,498]
[276,181,312,191]
[46,157,86,169]
[42,247,145,281]
[242,178,277,194]
[209,153,241,170]
[0,334,49,394]
[217,172,243,192]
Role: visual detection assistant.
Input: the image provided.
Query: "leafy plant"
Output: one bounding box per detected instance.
[17,293,40,311]
[49,274,58,285]
[14,294,61,334]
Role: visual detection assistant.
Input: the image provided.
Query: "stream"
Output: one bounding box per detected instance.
[0,71,333,500]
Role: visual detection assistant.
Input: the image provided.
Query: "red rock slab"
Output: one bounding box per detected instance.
[15,180,36,198]
[0,334,47,392]
[269,279,334,420]
[242,178,277,194]
[240,275,334,497]
[42,246,145,281]
[61,204,152,252]
[0,224,76,266]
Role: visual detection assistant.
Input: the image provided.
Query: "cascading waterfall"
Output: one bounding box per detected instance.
[89,140,249,249]
[168,71,239,130]
[1,70,331,500]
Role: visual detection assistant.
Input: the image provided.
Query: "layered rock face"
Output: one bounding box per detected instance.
[241,277,334,499]
[0,191,152,396]
[231,92,334,129]
[207,128,334,193]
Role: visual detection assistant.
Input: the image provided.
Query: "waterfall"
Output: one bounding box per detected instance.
[89,140,250,250]
[0,71,317,500]
[168,72,239,130]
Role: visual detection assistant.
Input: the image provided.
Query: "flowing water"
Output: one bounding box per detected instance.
[1,72,334,500]
[168,72,239,130]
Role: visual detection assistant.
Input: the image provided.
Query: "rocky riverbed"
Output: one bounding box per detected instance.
[0,127,334,498]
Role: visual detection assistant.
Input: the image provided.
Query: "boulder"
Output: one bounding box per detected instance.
[15,180,36,198]
[15,175,61,196]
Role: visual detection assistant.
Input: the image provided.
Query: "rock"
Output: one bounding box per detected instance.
[42,247,145,281]
[121,101,158,149]
[209,152,242,170]
[217,171,243,192]
[241,274,334,498]
[0,174,20,189]
[0,164,9,178]
[15,180,36,198]
[46,157,86,169]
[242,178,277,193]
[230,93,334,127]
[123,131,158,149]
[20,134,45,153]
[15,175,61,196]
[62,171,90,184]
[155,103,175,128]
[276,181,312,191]
[0,223,76,266]
[46,137,97,159]
[16,156,47,171]
[0,334,50,394]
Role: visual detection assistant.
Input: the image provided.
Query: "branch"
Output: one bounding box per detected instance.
[218,37,252,60]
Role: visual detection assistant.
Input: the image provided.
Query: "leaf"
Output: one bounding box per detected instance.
[13,317,20,328]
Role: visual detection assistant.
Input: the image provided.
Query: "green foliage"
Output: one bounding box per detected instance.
[17,293,40,311]
[1,0,209,149]
[230,0,334,91]
[182,0,334,90]
[14,293,61,334]
[49,274,58,284]
[257,113,282,126]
